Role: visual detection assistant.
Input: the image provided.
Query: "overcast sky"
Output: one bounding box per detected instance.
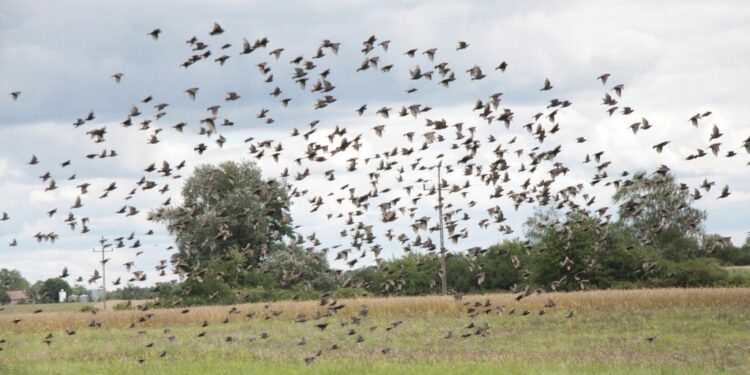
[1,0,749,288]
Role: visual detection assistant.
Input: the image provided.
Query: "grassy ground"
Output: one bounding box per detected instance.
[1,288,749,374]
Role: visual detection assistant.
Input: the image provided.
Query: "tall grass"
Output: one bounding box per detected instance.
[1,288,748,374]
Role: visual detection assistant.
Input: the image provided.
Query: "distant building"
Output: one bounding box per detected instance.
[7,290,31,305]
[59,289,67,303]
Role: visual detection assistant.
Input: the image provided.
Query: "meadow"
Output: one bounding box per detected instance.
[1,288,749,374]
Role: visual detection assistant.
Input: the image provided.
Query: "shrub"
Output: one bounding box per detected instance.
[238,286,321,303]
[113,301,134,311]
[0,289,8,304]
[79,305,99,313]
[657,258,729,287]
[332,287,369,299]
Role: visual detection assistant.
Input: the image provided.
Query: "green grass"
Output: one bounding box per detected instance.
[1,289,749,374]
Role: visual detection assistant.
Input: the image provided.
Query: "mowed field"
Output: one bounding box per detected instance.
[1,288,749,375]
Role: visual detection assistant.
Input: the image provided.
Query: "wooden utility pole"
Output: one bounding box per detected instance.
[436,162,448,295]
[93,237,113,310]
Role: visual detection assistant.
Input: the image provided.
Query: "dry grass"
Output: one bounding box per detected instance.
[1,288,748,374]
[2,288,749,333]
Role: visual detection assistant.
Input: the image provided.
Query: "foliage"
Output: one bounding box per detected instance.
[38,278,72,303]
[258,245,339,291]
[79,305,99,313]
[156,243,339,306]
[655,258,729,287]
[332,287,370,299]
[113,301,135,311]
[150,160,295,270]
[701,234,750,266]
[613,172,706,260]
[0,268,30,291]
[108,285,156,300]
[478,241,528,290]
[71,285,88,296]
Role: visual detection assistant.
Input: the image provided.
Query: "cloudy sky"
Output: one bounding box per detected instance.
[1,0,749,288]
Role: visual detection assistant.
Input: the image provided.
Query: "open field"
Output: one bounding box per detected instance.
[1,288,749,374]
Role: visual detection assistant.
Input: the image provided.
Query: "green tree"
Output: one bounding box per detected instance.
[703,234,750,266]
[71,285,88,296]
[38,278,72,303]
[613,172,706,260]
[28,280,44,301]
[0,268,30,291]
[259,245,339,291]
[478,240,527,290]
[524,209,602,291]
[108,285,155,300]
[150,160,295,271]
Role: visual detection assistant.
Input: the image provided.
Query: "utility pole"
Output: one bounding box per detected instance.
[435,162,448,296]
[93,237,113,310]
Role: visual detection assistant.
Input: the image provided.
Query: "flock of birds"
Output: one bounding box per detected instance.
[1,22,749,363]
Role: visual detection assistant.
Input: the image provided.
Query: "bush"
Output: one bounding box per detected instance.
[239,286,321,303]
[113,301,135,311]
[711,245,750,266]
[79,305,99,313]
[108,285,155,300]
[657,258,729,287]
[332,288,369,299]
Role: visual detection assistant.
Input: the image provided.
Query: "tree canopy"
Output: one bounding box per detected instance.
[38,278,72,303]
[150,160,295,272]
[613,171,706,260]
[0,268,30,291]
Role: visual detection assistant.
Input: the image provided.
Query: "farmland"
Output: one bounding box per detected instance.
[1,288,749,374]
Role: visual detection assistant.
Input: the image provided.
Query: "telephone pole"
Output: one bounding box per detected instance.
[93,237,113,310]
[435,162,448,295]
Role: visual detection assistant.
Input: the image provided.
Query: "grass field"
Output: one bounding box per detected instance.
[1,288,749,374]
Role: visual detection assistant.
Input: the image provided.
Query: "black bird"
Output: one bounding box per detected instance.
[540,78,553,91]
[148,29,161,40]
[209,22,224,36]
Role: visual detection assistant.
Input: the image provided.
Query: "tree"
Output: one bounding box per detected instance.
[259,245,339,291]
[523,207,665,290]
[38,278,72,303]
[150,160,295,271]
[703,233,750,266]
[0,268,30,291]
[0,290,9,304]
[28,280,44,301]
[524,209,604,291]
[478,240,527,290]
[71,285,88,296]
[108,285,154,300]
[613,171,706,260]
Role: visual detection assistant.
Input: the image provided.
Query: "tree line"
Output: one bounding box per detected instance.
[3,161,749,306]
